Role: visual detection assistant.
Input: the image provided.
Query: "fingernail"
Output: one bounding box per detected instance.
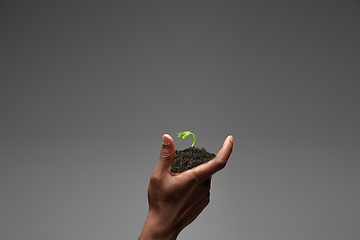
[162,134,171,145]
[228,135,233,143]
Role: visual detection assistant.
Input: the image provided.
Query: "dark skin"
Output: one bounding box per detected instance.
[138,134,233,240]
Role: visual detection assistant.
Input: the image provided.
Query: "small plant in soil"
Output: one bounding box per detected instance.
[171,131,216,174]
[177,131,196,147]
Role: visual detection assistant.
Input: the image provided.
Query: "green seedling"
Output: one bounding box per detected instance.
[177,131,196,147]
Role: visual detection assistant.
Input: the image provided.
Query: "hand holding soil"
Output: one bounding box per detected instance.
[171,131,217,173]
[138,134,233,240]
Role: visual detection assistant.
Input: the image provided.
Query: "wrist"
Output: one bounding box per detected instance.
[138,211,179,240]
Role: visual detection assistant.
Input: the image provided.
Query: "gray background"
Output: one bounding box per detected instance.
[1,1,359,239]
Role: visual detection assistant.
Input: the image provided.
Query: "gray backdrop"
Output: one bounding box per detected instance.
[1,1,359,240]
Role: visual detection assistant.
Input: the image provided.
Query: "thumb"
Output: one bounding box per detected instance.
[154,134,175,175]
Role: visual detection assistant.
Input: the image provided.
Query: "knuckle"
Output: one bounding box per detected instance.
[206,182,211,191]
[149,173,162,184]
[205,192,210,205]
[159,150,172,160]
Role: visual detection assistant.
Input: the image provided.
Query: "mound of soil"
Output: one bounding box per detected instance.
[171,147,216,173]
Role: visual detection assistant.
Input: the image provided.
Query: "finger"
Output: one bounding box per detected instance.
[153,134,175,175]
[207,176,212,189]
[186,135,233,181]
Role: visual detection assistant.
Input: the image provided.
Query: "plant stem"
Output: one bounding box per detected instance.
[190,132,196,147]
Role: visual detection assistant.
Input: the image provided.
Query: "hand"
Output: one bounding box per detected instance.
[138,134,233,240]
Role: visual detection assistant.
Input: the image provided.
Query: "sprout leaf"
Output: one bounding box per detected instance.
[177,131,196,147]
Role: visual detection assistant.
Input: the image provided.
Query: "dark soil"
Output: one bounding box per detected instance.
[171,147,216,173]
